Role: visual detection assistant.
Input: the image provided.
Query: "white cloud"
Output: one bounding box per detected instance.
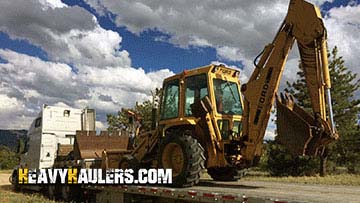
[0,49,83,102]
[0,49,173,128]
[0,48,173,129]
[264,130,276,141]
[0,0,130,68]
[324,5,360,77]
[46,26,132,67]
[216,46,242,62]
[0,0,174,129]
[39,0,67,9]
[84,0,289,69]
[0,94,33,129]
[0,94,23,111]
[96,121,107,131]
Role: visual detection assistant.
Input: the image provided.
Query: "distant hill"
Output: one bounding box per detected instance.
[0,130,27,151]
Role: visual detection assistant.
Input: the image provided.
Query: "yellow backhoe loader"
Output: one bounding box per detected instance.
[101,0,338,187]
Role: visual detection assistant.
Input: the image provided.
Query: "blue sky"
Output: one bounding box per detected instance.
[0,0,359,137]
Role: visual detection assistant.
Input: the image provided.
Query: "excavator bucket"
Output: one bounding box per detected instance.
[276,93,335,156]
[73,131,130,160]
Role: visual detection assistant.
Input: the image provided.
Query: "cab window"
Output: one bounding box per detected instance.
[184,74,208,116]
[213,79,242,115]
[161,79,179,120]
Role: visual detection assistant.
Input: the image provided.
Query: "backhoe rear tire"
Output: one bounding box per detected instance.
[207,167,243,181]
[158,130,205,187]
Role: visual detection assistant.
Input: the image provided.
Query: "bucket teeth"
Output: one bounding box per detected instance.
[278,92,295,109]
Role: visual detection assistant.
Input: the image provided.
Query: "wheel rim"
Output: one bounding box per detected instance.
[162,143,184,177]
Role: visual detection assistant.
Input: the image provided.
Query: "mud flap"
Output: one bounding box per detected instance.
[275,93,335,156]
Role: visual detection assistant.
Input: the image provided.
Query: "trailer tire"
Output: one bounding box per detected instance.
[47,185,57,200]
[10,170,20,192]
[61,184,71,201]
[207,167,242,181]
[158,129,205,187]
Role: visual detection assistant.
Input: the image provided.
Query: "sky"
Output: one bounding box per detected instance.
[0,0,359,140]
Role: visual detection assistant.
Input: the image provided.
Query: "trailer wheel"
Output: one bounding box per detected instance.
[207,167,243,181]
[158,129,205,187]
[47,185,57,200]
[10,170,20,191]
[61,184,71,201]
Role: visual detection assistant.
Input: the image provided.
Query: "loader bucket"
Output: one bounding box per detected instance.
[73,131,130,160]
[275,93,336,156]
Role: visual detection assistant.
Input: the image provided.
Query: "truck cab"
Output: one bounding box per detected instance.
[19,105,95,169]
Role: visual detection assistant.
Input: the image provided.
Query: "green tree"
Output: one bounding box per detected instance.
[0,146,19,169]
[107,88,162,132]
[266,140,319,176]
[285,46,360,174]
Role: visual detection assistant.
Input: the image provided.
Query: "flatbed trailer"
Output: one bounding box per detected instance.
[88,184,294,203]
[82,178,360,203]
[6,171,360,203]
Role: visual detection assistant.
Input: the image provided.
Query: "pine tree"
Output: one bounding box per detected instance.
[286,46,360,174]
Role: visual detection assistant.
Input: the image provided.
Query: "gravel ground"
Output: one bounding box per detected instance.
[0,173,11,188]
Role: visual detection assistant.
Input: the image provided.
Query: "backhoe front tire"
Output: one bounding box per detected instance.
[158,130,205,187]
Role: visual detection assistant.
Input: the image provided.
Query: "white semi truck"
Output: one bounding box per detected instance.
[19,104,95,169]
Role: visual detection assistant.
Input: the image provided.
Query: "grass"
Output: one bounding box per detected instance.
[0,189,55,203]
[0,170,54,203]
[242,169,360,186]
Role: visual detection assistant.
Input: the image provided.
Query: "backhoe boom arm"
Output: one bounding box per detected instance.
[241,0,338,163]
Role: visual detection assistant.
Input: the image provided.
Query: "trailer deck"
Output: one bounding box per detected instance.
[86,178,360,203]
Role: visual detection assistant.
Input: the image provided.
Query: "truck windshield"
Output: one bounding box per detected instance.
[213,79,242,115]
